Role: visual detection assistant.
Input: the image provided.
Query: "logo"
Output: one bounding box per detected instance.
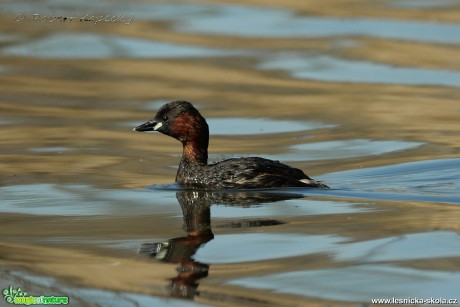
[2,286,68,305]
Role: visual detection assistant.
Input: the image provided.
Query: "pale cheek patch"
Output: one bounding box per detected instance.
[153,122,163,131]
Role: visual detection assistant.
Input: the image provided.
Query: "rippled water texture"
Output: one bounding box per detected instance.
[1,0,460,306]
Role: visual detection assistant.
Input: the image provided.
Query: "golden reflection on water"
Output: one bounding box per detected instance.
[1,0,460,305]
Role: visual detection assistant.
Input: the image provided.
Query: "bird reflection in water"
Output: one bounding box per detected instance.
[139,190,303,299]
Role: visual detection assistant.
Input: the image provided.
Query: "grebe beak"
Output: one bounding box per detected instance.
[133,120,162,132]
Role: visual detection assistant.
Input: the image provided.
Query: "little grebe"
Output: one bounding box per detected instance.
[134,101,328,189]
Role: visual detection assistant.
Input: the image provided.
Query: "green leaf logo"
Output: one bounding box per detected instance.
[3,286,14,303]
[3,286,27,303]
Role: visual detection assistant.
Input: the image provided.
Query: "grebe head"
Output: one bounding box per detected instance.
[134,101,209,145]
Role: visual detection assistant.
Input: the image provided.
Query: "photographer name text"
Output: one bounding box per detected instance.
[15,13,134,25]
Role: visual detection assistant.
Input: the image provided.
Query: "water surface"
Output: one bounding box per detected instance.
[1,1,459,306]
[147,3,460,44]
[1,33,240,59]
[259,54,460,87]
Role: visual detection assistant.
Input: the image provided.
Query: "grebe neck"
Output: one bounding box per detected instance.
[182,139,208,165]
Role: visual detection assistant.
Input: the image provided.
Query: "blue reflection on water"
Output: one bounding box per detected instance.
[208,118,334,135]
[390,0,459,9]
[194,230,460,263]
[259,54,460,87]
[229,264,460,301]
[211,198,374,218]
[0,33,241,59]
[194,233,347,264]
[316,158,460,204]
[148,4,460,45]
[335,231,460,262]
[264,139,424,161]
[0,184,181,216]
[322,158,460,196]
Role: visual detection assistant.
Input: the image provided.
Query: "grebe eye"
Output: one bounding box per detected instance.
[162,115,169,121]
